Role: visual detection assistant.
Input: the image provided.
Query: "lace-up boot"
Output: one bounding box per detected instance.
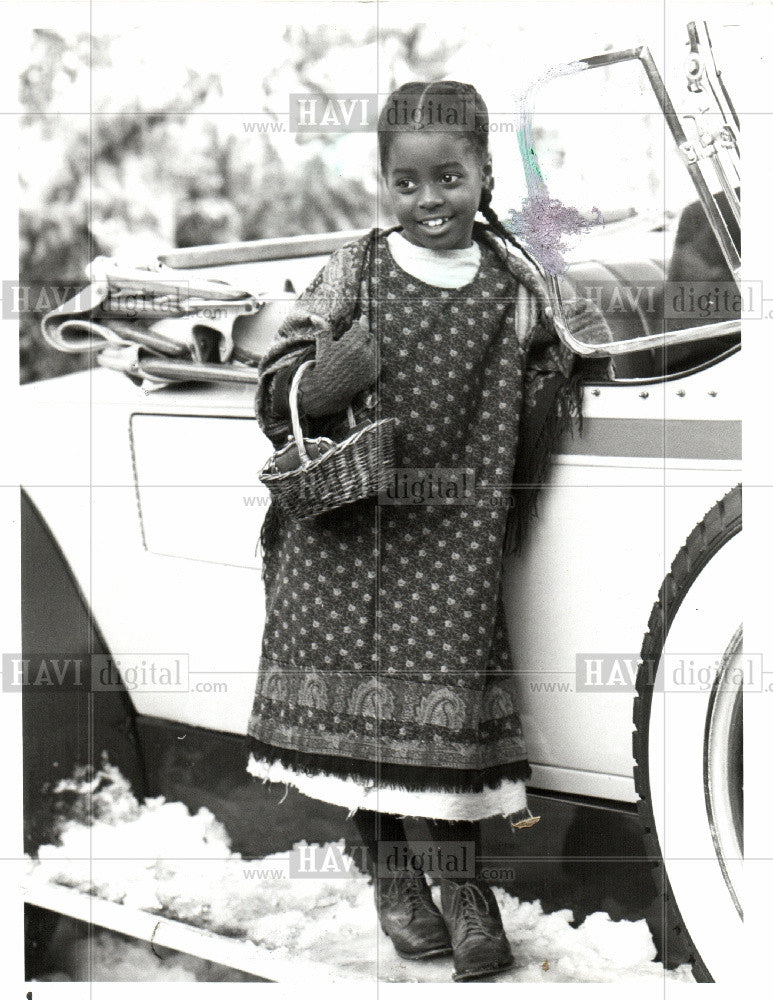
[438,878,514,981]
[374,867,453,960]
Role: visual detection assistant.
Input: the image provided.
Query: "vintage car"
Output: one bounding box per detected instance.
[20,21,741,983]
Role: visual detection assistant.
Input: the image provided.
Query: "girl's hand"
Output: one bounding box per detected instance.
[312,313,373,347]
[311,313,376,372]
[298,313,378,417]
[563,298,613,345]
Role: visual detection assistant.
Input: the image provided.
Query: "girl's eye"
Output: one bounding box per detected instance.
[393,174,460,191]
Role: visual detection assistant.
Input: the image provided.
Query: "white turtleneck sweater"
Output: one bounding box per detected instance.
[386,228,481,288]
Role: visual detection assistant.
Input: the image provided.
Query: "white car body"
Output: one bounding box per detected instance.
[19,242,741,805]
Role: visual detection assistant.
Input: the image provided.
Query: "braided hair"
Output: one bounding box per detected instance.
[377,80,540,269]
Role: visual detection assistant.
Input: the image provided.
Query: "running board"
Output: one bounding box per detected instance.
[22,879,331,984]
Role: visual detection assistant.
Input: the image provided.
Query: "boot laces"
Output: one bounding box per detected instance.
[383,871,429,913]
[453,881,501,940]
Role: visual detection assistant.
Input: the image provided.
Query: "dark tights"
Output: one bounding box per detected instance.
[352,809,482,881]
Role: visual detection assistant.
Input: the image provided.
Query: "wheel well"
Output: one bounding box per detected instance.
[20,487,149,855]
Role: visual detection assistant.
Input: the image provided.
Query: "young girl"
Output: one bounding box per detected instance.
[247,80,613,982]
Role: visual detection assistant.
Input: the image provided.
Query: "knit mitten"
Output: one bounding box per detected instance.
[563,297,616,379]
[563,297,612,345]
[290,315,379,417]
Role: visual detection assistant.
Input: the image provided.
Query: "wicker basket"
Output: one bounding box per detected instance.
[259,359,397,520]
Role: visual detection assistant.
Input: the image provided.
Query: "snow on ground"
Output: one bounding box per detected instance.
[33,920,264,982]
[26,763,695,983]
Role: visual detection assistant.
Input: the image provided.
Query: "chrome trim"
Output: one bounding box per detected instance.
[704,624,744,919]
[158,229,370,269]
[534,36,740,358]
[546,314,740,358]
[598,341,740,386]
[97,352,262,384]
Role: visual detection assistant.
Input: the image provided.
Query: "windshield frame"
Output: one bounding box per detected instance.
[528,32,740,360]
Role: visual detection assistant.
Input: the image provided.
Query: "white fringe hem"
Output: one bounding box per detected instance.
[246,752,529,822]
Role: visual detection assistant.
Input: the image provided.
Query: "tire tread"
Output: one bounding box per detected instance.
[632,483,741,983]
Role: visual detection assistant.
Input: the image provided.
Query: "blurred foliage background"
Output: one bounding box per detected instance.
[19,2,736,383]
[19,21,462,383]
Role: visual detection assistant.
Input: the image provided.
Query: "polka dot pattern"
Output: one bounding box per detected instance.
[248,234,530,782]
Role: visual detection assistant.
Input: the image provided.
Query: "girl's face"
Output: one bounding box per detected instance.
[381,129,491,250]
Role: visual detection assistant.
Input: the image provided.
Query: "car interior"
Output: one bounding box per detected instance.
[558,188,740,381]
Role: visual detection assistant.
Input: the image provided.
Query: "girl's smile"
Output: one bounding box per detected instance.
[382,130,491,251]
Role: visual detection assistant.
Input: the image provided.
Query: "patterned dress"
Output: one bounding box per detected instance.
[247,230,560,822]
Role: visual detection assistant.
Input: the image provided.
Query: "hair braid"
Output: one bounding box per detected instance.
[479,186,544,273]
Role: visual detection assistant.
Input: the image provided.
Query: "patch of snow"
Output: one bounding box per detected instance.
[27,763,695,983]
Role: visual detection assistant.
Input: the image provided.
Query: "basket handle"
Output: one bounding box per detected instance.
[288,359,356,465]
